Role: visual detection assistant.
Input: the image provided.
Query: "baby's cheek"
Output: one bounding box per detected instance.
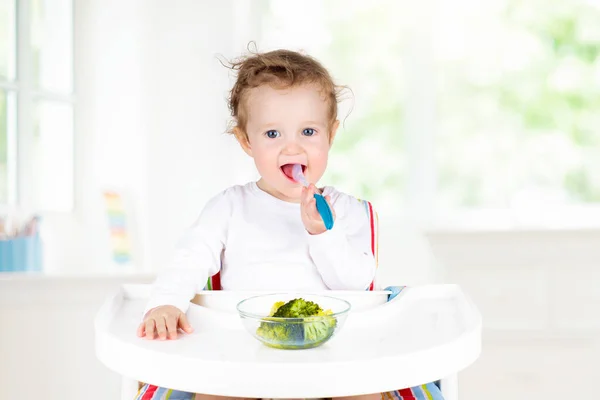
[310,151,329,175]
[254,159,274,177]
[252,148,275,168]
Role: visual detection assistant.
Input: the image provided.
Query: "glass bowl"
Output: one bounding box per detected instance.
[236,293,351,350]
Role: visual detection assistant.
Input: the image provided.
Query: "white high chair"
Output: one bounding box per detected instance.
[95,200,481,400]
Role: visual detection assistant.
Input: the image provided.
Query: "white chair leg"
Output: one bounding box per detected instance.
[439,374,458,400]
[121,376,140,400]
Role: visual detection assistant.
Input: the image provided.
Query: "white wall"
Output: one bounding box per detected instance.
[376,218,440,287]
[0,274,155,400]
[141,0,256,273]
[427,229,600,400]
[42,0,260,275]
[41,0,149,275]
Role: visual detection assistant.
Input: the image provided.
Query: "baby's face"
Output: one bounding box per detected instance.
[240,83,338,202]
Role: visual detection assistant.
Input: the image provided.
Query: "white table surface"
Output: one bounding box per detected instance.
[95,284,481,398]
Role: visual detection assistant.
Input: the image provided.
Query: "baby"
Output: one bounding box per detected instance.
[136,49,382,400]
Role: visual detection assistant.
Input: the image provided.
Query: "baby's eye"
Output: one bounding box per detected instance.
[265,130,280,139]
[302,128,315,136]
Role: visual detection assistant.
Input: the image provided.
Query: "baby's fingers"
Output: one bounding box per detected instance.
[301,195,318,221]
[301,186,311,205]
[165,315,178,340]
[155,318,168,340]
[309,197,321,220]
[178,313,194,334]
[144,319,156,340]
[136,321,145,337]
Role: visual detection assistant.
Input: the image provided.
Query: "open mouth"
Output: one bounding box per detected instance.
[280,163,306,183]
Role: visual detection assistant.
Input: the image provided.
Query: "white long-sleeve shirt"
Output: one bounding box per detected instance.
[145,181,376,314]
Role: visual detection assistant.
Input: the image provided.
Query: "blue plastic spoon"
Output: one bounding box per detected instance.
[291,164,334,230]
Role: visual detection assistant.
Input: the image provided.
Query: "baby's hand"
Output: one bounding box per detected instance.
[301,184,336,235]
[136,305,193,340]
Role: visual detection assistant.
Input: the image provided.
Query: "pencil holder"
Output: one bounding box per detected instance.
[0,234,43,272]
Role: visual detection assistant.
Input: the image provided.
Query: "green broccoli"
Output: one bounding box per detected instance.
[303,311,337,343]
[256,319,303,343]
[271,298,323,318]
[256,298,337,349]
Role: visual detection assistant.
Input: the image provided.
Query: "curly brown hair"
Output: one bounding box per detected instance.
[224,48,343,139]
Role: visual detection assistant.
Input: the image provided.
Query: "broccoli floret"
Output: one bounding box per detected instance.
[255,298,337,349]
[303,310,337,343]
[269,301,286,316]
[271,298,323,318]
[256,318,303,343]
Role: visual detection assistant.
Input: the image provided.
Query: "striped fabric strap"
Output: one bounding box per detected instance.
[395,382,444,399]
[361,199,378,291]
[135,384,194,400]
[207,267,221,291]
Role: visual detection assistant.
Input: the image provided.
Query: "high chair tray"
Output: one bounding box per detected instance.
[95,284,481,398]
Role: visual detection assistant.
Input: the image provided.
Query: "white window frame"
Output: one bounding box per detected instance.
[0,0,75,211]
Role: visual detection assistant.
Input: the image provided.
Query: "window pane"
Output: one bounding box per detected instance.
[435,0,600,209]
[0,91,5,203]
[30,0,73,93]
[0,90,16,205]
[0,0,16,80]
[31,100,73,211]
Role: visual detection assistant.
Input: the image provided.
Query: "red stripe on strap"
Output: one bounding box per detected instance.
[140,384,158,400]
[211,271,222,291]
[397,388,416,399]
[367,201,375,256]
[367,201,375,291]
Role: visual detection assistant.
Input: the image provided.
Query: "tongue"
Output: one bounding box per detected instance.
[281,164,295,180]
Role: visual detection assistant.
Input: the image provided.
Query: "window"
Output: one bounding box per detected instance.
[0,0,74,210]
[0,1,17,205]
[434,0,600,210]
[259,0,600,226]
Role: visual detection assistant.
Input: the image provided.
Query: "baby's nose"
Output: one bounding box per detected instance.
[282,140,303,154]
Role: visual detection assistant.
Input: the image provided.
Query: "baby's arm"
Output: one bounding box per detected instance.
[137,191,231,340]
[307,193,376,290]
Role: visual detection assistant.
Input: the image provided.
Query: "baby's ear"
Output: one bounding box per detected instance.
[233,127,253,157]
[329,120,340,146]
